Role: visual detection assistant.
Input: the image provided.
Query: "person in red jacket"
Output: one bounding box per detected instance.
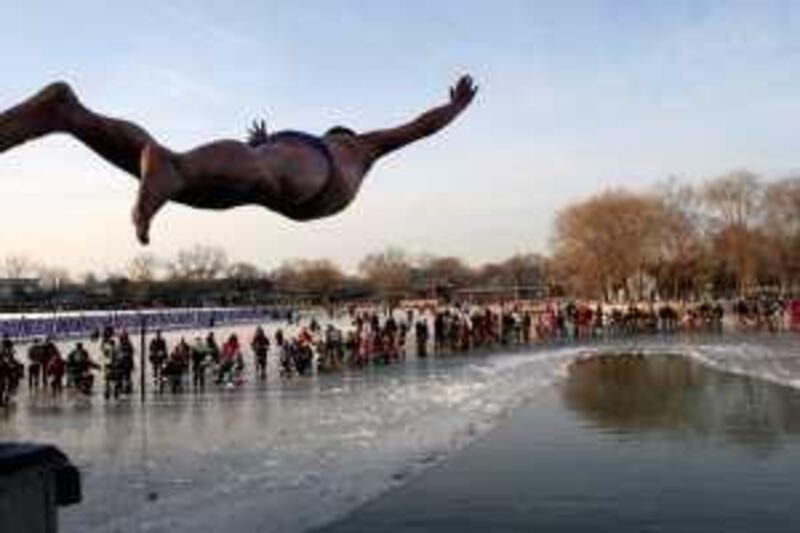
[790,299,800,331]
[218,334,244,386]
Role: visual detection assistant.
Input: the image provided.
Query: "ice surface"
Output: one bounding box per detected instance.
[1,327,798,533]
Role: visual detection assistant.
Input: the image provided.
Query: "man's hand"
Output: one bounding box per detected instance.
[449,75,478,110]
[360,74,478,159]
[247,118,268,147]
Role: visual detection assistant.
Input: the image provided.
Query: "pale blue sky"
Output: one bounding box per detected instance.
[1,1,798,275]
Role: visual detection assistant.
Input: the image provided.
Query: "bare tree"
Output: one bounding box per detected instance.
[273,259,343,298]
[651,178,707,299]
[764,177,800,238]
[703,169,763,228]
[552,189,663,300]
[762,176,800,291]
[298,259,344,296]
[127,253,160,282]
[272,261,300,291]
[416,255,474,293]
[501,254,546,290]
[168,245,228,281]
[2,254,38,278]
[226,262,263,281]
[359,248,413,297]
[37,266,72,290]
[702,170,765,295]
[80,271,101,287]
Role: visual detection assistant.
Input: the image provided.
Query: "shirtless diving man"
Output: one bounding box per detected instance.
[0,75,477,244]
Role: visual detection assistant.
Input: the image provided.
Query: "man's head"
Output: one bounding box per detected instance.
[325,125,356,137]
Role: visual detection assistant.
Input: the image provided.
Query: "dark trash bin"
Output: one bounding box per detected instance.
[0,443,81,533]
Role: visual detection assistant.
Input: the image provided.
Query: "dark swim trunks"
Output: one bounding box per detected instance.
[264,130,351,220]
[267,130,334,168]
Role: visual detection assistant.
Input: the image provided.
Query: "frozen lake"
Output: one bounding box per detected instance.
[322,350,800,532]
[1,329,799,532]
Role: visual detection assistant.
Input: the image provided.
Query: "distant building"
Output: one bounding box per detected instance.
[0,278,41,302]
[454,285,547,303]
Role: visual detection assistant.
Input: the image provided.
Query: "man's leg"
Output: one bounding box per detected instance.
[1,82,172,240]
[0,82,295,243]
[0,82,155,177]
[135,138,295,244]
[0,82,185,243]
[135,143,186,244]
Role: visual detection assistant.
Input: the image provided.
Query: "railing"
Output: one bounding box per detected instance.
[0,306,289,341]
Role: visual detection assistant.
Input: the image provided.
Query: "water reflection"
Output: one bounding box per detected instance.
[562,353,800,452]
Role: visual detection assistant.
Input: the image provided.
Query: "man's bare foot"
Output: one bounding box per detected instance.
[0,81,79,152]
[32,82,79,123]
[134,143,184,245]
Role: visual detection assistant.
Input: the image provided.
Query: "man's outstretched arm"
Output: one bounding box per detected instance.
[359,75,477,160]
